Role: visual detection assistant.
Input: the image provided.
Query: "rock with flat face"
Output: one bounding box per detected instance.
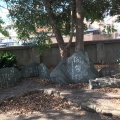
[38,63,50,79]
[50,51,99,84]
[89,77,120,89]
[0,67,22,87]
[22,63,39,78]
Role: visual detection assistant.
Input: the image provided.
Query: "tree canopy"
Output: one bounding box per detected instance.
[4,0,113,38]
[3,0,120,57]
[0,17,9,37]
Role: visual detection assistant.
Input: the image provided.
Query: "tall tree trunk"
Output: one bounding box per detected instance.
[75,0,84,51]
[42,0,69,59]
[66,1,75,49]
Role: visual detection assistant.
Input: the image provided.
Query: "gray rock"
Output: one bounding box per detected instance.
[38,63,50,79]
[89,78,120,89]
[22,63,39,78]
[99,67,119,77]
[0,67,22,87]
[50,51,99,84]
[50,59,73,84]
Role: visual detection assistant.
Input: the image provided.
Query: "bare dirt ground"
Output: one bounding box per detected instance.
[0,78,120,120]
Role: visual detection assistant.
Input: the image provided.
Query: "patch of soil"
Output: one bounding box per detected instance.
[25,77,52,85]
[94,87,120,93]
[0,78,119,120]
[101,115,120,120]
[29,77,120,93]
[0,90,71,114]
[0,90,119,120]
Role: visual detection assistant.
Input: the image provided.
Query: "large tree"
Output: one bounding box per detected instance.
[4,0,116,58]
[110,0,120,22]
[0,3,9,37]
[0,17,9,37]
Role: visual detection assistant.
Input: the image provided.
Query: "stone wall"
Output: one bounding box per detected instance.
[0,39,120,66]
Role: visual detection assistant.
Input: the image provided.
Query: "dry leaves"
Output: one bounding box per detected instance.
[27,77,52,84]
[94,87,120,93]
[27,77,120,93]
[0,91,70,114]
[101,115,120,120]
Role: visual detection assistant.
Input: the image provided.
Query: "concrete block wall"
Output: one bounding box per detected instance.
[0,46,40,66]
[42,39,120,66]
[0,39,120,66]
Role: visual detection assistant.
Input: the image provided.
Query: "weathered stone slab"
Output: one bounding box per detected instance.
[21,63,39,78]
[38,63,50,79]
[89,78,120,89]
[50,51,99,84]
[0,67,22,87]
[99,67,119,77]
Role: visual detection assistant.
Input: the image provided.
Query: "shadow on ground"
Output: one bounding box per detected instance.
[0,78,120,120]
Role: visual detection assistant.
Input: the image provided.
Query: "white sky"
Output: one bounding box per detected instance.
[0,1,17,38]
[0,1,9,22]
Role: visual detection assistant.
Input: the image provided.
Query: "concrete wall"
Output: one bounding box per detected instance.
[0,39,120,66]
[0,46,40,66]
[42,39,120,66]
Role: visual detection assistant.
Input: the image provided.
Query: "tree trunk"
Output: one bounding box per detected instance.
[66,1,75,49]
[42,0,69,59]
[75,0,84,51]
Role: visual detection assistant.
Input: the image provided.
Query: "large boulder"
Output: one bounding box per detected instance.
[21,63,39,78]
[50,51,99,84]
[50,59,73,84]
[38,63,50,79]
[0,67,22,87]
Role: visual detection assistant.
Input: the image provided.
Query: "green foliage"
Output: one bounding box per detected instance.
[84,0,110,22]
[0,51,17,68]
[109,0,120,16]
[3,0,120,52]
[0,17,9,37]
[35,32,52,55]
[5,0,118,39]
[102,25,117,34]
[115,16,120,22]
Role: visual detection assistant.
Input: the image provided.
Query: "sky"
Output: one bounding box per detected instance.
[0,1,9,22]
[0,1,17,38]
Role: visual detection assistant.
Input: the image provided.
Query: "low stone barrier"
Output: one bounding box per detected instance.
[89,77,120,89]
[21,63,39,78]
[0,63,50,87]
[0,67,22,87]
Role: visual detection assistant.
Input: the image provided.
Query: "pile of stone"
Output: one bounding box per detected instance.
[89,66,120,89]
[1,50,120,89]
[0,63,50,87]
[89,77,120,89]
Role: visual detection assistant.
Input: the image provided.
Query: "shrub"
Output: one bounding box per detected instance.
[0,51,17,68]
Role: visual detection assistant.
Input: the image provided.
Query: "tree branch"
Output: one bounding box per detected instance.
[66,3,75,49]
[0,5,8,10]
